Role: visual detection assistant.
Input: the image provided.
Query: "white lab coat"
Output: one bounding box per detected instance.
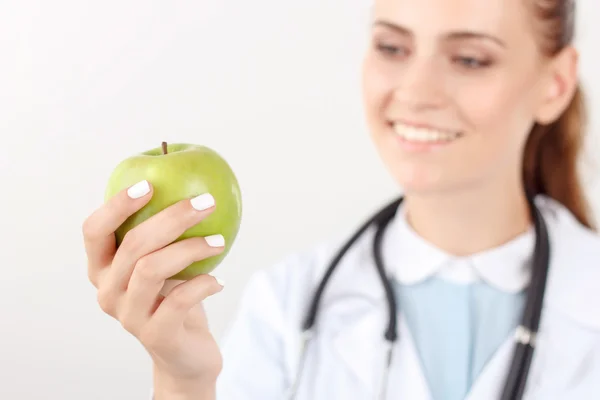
[155,196,600,399]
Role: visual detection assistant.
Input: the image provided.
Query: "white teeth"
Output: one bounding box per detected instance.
[393,122,460,142]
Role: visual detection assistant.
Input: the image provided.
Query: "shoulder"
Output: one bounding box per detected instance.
[252,224,376,299]
[537,195,600,331]
[239,221,381,327]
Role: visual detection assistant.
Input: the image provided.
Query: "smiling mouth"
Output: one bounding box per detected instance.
[391,121,463,143]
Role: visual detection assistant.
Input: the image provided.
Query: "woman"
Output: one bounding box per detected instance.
[83,0,600,398]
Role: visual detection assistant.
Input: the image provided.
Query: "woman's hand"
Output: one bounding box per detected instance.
[83,180,226,391]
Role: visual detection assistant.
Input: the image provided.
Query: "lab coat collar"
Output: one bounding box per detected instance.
[328,206,536,398]
[382,201,536,293]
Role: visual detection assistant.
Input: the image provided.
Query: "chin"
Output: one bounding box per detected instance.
[396,177,450,197]
[386,159,471,198]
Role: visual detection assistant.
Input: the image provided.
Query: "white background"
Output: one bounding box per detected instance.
[1,1,599,399]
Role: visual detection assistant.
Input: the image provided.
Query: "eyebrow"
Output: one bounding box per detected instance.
[373,20,507,48]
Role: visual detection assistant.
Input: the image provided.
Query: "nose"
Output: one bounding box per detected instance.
[391,58,446,111]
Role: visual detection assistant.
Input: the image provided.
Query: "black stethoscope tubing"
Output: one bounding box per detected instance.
[297,195,550,400]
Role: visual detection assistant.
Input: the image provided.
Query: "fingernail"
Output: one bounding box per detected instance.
[210,274,225,287]
[205,234,225,248]
[127,180,150,199]
[190,193,215,211]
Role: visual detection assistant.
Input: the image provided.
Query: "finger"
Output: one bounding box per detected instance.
[103,193,217,293]
[83,180,153,286]
[160,281,209,330]
[143,274,224,344]
[118,236,225,336]
[161,280,186,296]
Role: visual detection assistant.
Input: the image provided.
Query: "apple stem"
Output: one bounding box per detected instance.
[162,141,168,155]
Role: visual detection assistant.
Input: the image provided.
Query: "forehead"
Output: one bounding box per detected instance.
[372,0,533,42]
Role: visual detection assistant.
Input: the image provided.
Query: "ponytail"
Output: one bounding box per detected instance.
[522,85,596,230]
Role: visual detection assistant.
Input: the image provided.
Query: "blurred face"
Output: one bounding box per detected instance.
[362,0,555,195]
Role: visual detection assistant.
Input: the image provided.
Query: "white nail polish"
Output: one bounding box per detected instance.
[205,234,225,247]
[190,193,215,211]
[127,180,150,199]
[210,274,225,286]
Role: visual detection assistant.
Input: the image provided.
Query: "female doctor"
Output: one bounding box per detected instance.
[82,0,600,398]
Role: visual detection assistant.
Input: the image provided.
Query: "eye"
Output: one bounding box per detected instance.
[375,43,409,58]
[454,56,492,69]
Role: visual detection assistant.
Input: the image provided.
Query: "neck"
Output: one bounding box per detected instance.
[403,183,532,256]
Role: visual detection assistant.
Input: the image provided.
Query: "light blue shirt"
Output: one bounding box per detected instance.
[381,204,535,400]
[396,278,526,400]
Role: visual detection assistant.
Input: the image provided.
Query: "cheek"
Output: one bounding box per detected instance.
[361,58,392,124]
[457,78,535,153]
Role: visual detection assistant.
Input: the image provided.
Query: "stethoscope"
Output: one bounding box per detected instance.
[287,194,550,400]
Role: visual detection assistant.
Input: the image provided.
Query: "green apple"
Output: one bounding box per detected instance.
[104,142,242,280]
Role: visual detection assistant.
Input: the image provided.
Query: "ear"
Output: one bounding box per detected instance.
[534,46,579,125]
